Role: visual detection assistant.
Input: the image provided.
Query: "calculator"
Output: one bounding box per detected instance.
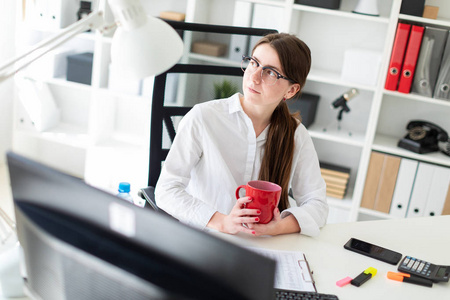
[398,256,450,282]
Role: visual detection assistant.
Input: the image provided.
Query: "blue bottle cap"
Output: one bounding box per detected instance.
[118,182,131,193]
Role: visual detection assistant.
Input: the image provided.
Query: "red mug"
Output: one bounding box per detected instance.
[235,180,282,224]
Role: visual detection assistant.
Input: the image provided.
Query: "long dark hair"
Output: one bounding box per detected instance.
[254,33,311,211]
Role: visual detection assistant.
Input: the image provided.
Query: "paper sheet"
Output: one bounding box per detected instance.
[248,247,316,292]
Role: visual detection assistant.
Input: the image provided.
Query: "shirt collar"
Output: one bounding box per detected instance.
[228,93,244,114]
[228,93,269,141]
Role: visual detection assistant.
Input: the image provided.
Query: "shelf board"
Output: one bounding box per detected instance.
[95,133,149,149]
[16,123,91,149]
[308,68,377,91]
[308,124,366,147]
[188,53,242,67]
[399,14,450,28]
[372,134,450,167]
[358,207,396,219]
[293,4,390,24]
[383,90,450,107]
[327,197,352,210]
[243,0,286,8]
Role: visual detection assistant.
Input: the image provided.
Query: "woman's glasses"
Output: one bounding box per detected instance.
[241,56,295,86]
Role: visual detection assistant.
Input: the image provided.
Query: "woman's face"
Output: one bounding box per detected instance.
[242,43,300,112]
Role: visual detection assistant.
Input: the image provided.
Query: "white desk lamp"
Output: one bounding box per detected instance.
[0,0,184,82]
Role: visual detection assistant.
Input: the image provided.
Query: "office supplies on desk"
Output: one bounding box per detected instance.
[336,276,353,287]
[387,272,433,287]
[344,238,402,265]
[248,247,316,292]
[398,256,450,283]
[274,289,339,300]
[350,267,377,287]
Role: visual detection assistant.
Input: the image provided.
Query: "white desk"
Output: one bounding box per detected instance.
[1,215,449,299]
[215,215,450,300]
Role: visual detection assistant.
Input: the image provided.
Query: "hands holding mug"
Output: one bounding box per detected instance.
[232,180,282,236]
[208,180,285,236]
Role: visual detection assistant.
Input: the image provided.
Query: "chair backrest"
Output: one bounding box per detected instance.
[147,21,277,187]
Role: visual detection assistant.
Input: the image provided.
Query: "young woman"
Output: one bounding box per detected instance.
[155,33,328,237]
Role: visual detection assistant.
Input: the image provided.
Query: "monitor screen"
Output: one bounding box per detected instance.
[7,152,276,300]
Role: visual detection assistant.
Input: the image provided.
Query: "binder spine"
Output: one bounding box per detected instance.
[412,27,449,98]
[434,31,450,100]
[398,25,425,94]
[385,23,411,91]
[412,35,435,97]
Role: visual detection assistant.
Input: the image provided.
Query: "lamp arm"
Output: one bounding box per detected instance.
[0,206,15,239]
[0,11,106,82]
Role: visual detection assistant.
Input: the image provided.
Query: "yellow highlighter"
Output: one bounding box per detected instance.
[351,267,377,287]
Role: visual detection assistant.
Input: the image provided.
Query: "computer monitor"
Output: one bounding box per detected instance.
[7,152,276,300]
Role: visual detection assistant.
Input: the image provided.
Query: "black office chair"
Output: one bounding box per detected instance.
[138,20,277,214]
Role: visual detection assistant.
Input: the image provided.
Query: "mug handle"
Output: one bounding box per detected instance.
[235,185,246,200]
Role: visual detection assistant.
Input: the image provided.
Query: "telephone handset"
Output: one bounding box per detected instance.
[398,120,449,155]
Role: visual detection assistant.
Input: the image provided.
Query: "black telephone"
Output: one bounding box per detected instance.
[398,120,449,155]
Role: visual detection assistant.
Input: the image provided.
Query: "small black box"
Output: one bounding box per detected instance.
[295,0,341,10]
[67,52,93,85]
[287,92,320,128]
[400,0,425,17]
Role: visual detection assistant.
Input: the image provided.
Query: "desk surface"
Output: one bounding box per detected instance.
[215,215,450,300]
[1,216,449,299]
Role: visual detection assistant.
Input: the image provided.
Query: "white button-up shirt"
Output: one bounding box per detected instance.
[155,93,328,236]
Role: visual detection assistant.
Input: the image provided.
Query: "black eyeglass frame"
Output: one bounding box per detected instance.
[241,55,296,85]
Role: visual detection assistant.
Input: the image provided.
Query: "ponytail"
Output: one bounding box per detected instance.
[259,102,300,211]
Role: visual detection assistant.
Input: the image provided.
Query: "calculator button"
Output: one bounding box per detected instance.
[417,262,425,272]
[411,261,419,271]
[407,260,415,269]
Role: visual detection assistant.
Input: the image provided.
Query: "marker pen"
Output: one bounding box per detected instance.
[351,267,377,287]
[387,272,433,288]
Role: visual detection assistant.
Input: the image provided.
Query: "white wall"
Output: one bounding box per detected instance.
[0,1,16,164]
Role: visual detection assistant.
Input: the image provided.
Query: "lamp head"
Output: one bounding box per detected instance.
[108,0,184,79]
[353,0,380,16]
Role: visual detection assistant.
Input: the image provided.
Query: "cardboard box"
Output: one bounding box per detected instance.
[160,11,186,21]
[423,5,439,19]
[191,41,227,57]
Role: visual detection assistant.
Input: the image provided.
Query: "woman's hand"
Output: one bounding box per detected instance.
[246,207,281,236]
[207,197,261,235]
[247,208,301,236]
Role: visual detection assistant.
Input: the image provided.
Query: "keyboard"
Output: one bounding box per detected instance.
[275,289,339,300]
